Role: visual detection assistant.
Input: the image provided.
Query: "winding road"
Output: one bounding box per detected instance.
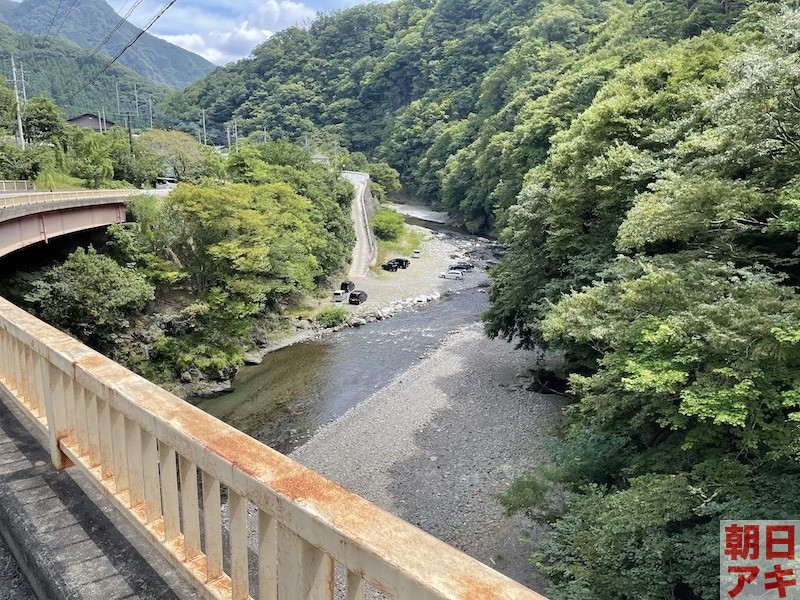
[342,171,376,278]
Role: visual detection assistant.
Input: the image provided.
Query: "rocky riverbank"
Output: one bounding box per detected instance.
[291,323,565,594]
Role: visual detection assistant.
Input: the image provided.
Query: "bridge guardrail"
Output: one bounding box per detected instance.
[0,180,35,193]
[0,189,142,209]
[0,297,546,600]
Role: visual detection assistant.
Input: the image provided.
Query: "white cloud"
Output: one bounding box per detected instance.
[125,0,318,65]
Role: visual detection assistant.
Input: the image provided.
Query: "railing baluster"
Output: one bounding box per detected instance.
[179,456,201,561]
[346,571,365,600]
[277,522,334,600]
[42,362,69,469]
[32,352,46,419]
[201,472,223,581]
[63,375,77,446]
[98,399,114,480]
[10,336,22,394]
[126,416,145,511]
[86,392,101,468]
[111,408,129,495]
[159,444,180,541]
[75,385,90,457]
[22,345,33,411]
[230,491,249,600]
[258,510,277,600]
[141,430,161,524]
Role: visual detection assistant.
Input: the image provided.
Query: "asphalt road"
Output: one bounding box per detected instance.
[342,171,376,278]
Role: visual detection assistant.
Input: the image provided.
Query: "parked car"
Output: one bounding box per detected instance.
[349,290,368,305]
[341,281,355,292]
[381,262,399,272]
[411,250,422,258]
[389,258,410,269]
[450,262,474,271]
[332,290,348,302]
[439,271,465,280]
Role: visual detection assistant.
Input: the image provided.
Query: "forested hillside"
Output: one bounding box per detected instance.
[0,0,215,88]
[0,24,170,118]
[168,1,800,598]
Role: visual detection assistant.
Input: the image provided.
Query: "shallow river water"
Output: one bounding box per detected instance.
[197,288,488,453]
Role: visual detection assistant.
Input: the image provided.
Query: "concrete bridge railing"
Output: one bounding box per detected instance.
[0,296,546,600]
[0,180,35,193]
[0,189,141,210]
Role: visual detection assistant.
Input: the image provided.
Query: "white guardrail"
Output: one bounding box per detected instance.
[0,189,141,210]
[0,297,546,600]
[0,180,35,193]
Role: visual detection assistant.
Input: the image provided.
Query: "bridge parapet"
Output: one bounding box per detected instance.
[0,188,141,210]
[0,296,546,600]
[0,180,35,193]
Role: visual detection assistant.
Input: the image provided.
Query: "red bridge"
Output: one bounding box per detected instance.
[0,185,145,258]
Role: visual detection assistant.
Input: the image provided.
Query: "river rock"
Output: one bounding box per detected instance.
[243,351,263,366]
[191,380,233,397]
[351,318,368,327]
[180,370,193,383]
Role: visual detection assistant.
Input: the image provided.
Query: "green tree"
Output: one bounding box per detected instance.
[138,129,222,181]
[23,247,154,349]
[23,97,66,146]
[372,208,405,240]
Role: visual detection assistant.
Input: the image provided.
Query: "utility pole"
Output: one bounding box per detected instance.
[11,57,25,150]
[97,108,103,132]
[116,82,121,118]
[102,107,107,132]
[201,108,207,145]
[126,115,133,154]
[149,96,154,129]
[133,83,140,126]
[19,63,27,103]
[233,119,238,151]
[226,124,231,151]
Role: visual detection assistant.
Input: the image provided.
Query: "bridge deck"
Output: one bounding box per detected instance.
[0,389,195,600]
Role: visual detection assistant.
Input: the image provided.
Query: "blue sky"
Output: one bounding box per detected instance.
[120,0,387,65]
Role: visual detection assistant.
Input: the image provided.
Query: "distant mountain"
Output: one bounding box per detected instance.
[0,0,215,89]
[0,23,172,119]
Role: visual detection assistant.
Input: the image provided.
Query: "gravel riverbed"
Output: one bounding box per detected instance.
[291,323,566,594]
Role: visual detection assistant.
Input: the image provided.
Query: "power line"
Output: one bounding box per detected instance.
[48,0,80,45]
[87,0,145,61]
[42,0,65,41]
[66,0,180,103]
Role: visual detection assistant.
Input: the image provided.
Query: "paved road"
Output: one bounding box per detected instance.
[343,171,376,278]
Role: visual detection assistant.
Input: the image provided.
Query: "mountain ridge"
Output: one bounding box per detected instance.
[0,0,215,89]
[0,22,171,119]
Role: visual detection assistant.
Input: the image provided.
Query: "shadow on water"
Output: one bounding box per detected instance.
[197,288,489,454]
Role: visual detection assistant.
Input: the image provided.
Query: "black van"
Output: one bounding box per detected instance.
[341,281,355,292]
[349,290,368,305]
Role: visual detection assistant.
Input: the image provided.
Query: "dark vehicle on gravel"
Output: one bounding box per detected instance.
[349,290,368,305]
[389,258,410,269]
[450,262,475,271]
[382,262,399,272]
[341,281,355,292]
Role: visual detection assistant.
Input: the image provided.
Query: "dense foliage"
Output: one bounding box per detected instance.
[3,140,355,383]
[168,0,800,597]
[0,0,214,89]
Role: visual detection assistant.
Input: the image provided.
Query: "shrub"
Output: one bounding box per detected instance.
[372,208,405,241]
[316,307,349,328]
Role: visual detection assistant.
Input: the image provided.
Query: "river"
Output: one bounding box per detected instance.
[196,288,489,454]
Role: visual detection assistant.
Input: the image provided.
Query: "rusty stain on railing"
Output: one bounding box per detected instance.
[0,296,548,600]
